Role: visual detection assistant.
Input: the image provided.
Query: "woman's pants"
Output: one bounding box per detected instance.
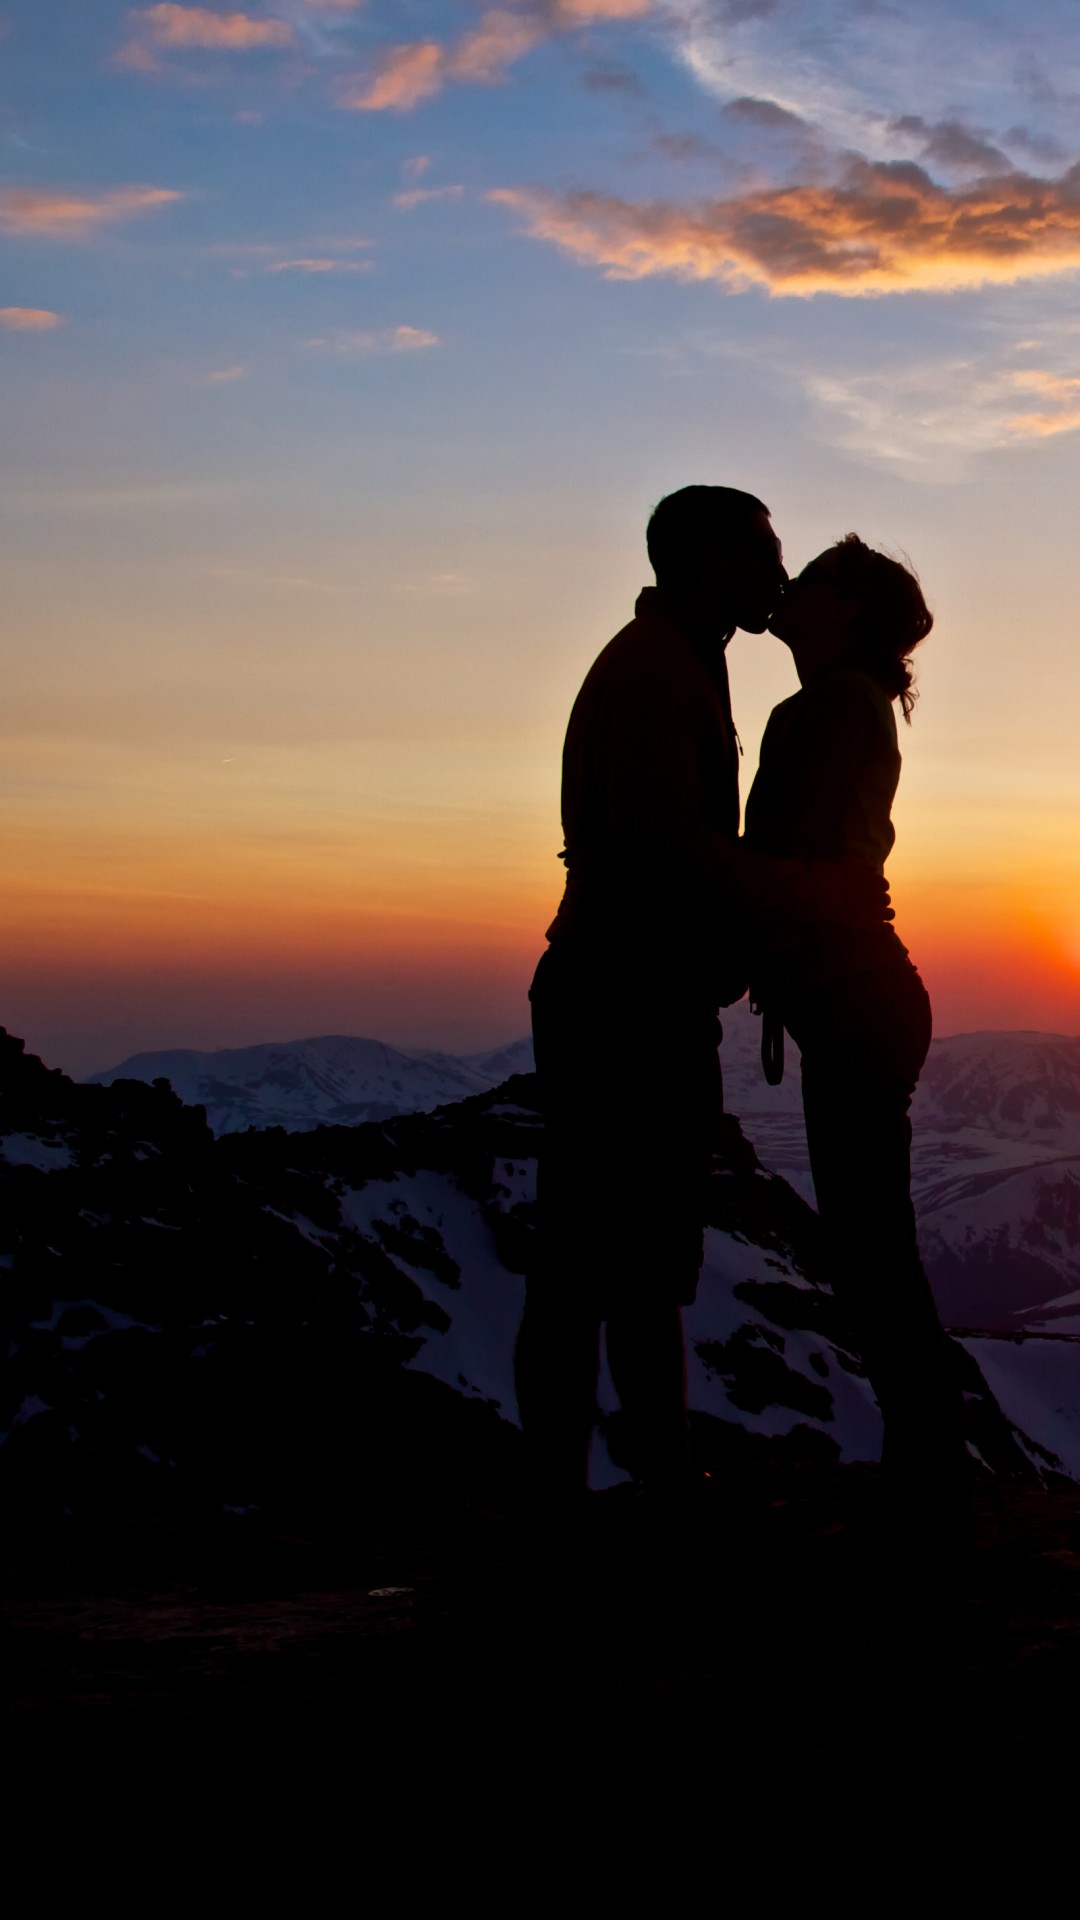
[783,956,969,1508]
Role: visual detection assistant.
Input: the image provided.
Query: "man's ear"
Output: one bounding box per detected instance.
[836,593,860,628]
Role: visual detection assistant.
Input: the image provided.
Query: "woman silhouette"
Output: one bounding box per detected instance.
[744,535,969,1544]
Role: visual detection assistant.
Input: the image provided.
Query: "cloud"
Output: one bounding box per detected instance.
[889,115,1010,174]
[766,341,1080,478]
[0,185,183,237]
[265,254,371,270]
[0,307,64,330]
[450,10,545,83]
[342,0,652,112]
[552,0,651,19]
[653,131,727,163]
[129,6,294,49]
[723,95,809,131]
[490,158,1080,297]
[341,42,443,111]
[704,0,780,17]
[1007,367,1080,436]
[200,363,247,382]
[308,325,439,352]
[581,64,645,96]
[393,184,464,209]
[1005,125,1066,167]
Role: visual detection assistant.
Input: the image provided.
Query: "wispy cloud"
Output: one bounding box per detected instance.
[339,43,446,113]
[491,159,1080,297]
[116,4,295,67]
[888,115,1011,175]
[265,254,371,271]
[211,236,372,276]
[675,0,1080,167]
[770,344,1080,478]
[0,185,183,237]
[393,184,464,210]
[200,362,247,383]
[308,325,439,352]
[0,306,64,330]
[341,0,651,113]
[133,5,293,48]
[1007,367,1080,436]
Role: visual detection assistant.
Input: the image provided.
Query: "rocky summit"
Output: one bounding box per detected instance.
[6,1022,1080,1747]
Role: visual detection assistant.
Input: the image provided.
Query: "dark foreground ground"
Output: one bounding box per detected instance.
[6,1460,1080,1772]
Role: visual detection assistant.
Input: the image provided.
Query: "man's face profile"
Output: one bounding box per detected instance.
[696,510,786,635]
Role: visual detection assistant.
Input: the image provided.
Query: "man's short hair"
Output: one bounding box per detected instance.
[646,485,770,591]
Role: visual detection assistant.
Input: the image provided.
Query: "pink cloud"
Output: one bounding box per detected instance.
[309,325,439,352]
[552,0,650,17]
[265,255,371,271]
[1008,406,1080,437]
[0,307,64,331]
[490,160,1080,297]
[341,42,444,112]
[132,5,294,48]
[343,0,653,112]
[1008,367,1080,436]
[449,10,545,83]
[393,184,464,209]
[0,185,183,237]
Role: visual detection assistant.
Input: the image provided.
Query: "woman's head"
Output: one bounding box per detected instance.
[770,533,932,720]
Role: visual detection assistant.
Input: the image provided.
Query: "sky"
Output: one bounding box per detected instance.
[5,0,1080,1073]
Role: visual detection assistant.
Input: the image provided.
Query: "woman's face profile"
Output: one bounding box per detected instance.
[768,547,857,654]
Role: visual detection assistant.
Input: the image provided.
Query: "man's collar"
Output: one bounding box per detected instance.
[635,585,734,657]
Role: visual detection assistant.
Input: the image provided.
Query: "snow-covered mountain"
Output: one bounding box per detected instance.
[4,1021,1077,1514]
[90,1005,1080,1338]
[711,1002,1080,1337]
[87,1034,535,1135]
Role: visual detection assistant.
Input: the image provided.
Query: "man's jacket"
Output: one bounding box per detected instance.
[546,587,749,1004]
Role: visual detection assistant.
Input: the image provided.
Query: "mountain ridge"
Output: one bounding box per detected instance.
[5,1021,1078,1520]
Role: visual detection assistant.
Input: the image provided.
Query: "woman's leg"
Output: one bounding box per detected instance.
[794,966,969,1526]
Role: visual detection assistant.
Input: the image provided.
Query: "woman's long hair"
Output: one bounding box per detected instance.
[829,533,933,723]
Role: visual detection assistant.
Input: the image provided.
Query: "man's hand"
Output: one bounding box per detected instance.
[807,857,894,928]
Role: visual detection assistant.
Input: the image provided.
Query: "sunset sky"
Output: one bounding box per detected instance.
[5,0,1080,1074]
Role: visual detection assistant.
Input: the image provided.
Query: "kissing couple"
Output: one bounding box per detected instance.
[516,483,969,1553]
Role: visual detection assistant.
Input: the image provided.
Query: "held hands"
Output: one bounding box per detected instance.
[808,857,895,928]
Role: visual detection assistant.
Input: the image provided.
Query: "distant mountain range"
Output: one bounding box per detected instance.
[88,1035,535,1135]
[91,1002,1080,1341]
[715,1005,1080,1339]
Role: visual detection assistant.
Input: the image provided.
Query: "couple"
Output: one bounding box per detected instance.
[516,484,968,1543]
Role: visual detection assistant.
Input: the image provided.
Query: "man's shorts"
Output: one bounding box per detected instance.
[529,942,723,1311]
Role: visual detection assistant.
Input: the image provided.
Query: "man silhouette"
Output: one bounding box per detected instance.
[515,485,882,1504]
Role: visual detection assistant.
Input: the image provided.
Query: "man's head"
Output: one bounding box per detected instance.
[646,485,786,635]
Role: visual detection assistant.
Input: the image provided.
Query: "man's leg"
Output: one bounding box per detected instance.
[605,1297,693,1488]
[516,944,608,1504]
[514,1275,600,1506]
